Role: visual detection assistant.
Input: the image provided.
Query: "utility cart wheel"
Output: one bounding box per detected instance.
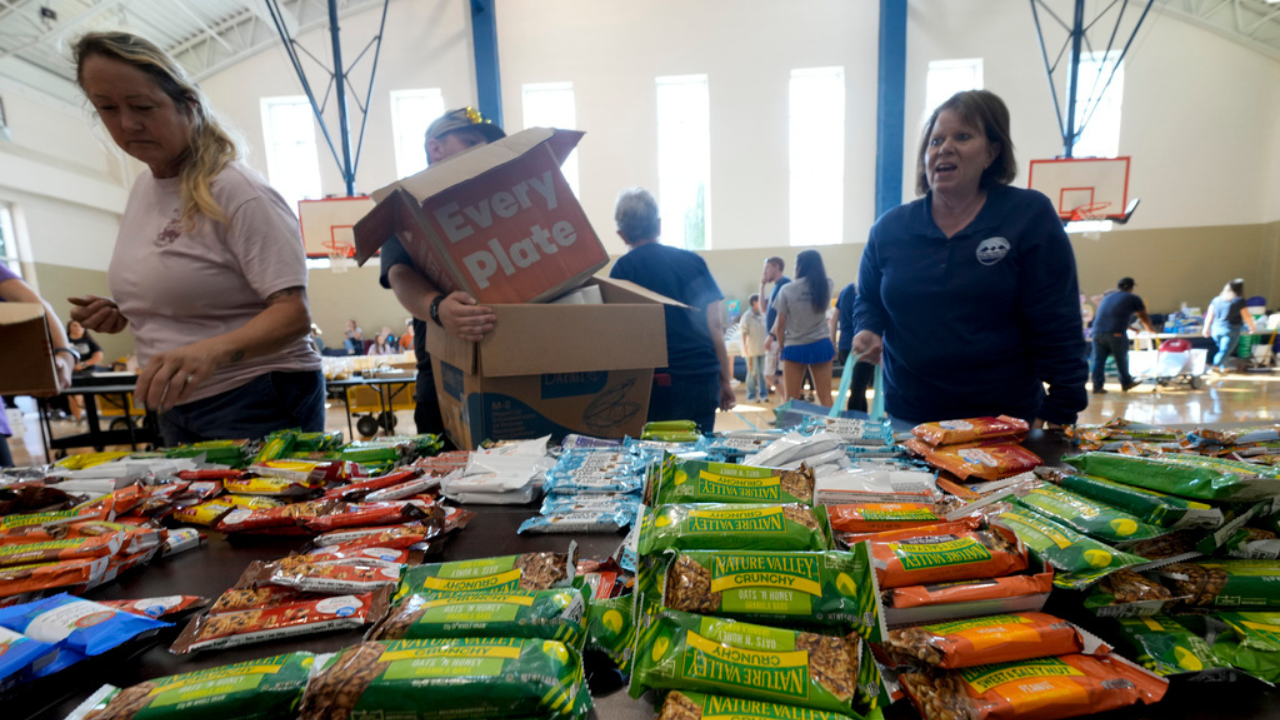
[380,412,399,431]
[356,415,381,437]
[1189,376,1203,390]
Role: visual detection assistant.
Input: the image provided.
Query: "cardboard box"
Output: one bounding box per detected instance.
[0,303,56,395]
[428,278,673,449]
[353,128,608,305]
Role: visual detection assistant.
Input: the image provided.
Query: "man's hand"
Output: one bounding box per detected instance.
[764,335,774,352]
[135,340,223,411]
[53,354,73,393]
[719,379,736,412]
[439,292,497,343]
[1032,418,1062,431]
[851,330,883,365]
[69,295,127,334]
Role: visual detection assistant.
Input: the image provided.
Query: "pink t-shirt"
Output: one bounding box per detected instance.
[109,161,320,403]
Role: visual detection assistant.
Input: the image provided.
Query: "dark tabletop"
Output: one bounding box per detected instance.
[20,429,1280,720]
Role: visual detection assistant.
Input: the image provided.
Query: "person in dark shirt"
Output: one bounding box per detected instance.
[832,282,874,412]
[852,90,1087,426]
[1091,277,1156,394]
[1203,278,1257,373]
[609,187,734,433]
[378,108,503,442]
[760,256,790,397]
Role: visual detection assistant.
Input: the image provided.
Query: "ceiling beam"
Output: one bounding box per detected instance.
[0,0,128,63]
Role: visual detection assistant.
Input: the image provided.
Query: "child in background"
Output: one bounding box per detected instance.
[740,294,768,402]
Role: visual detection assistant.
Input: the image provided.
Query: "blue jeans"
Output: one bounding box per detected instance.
[648,373,720,435]
[159,370,326,446]
[1091,333,1131,391]
[745,355,767,400]
[1212,326,1243,368]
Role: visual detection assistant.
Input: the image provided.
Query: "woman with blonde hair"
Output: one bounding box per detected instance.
[68,32,322,444]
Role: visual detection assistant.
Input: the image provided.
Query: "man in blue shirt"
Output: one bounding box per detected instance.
[760,256,790,397]
[378,108,504,442]
[1091,277,1157,394]
[833,282,873,412]
[609,187,734,433]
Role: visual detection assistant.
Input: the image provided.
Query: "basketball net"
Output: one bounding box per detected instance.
[1069,201,1112,241]
[324,240,356,273]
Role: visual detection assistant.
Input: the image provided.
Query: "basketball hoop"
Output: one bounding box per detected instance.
[323,239,356,273]
[1069,201,1112,241]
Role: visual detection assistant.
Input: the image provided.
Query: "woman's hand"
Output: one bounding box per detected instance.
[135,340,223,411]
[851,330,883,365]
[440,292,497,343]
[69,295,128,334]
[53,353,74,393]
[719,378,737,412]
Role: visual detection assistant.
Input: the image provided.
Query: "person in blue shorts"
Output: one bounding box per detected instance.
[773,250,836,406]
[609,187,735,434]
[1203,278,1258,373]
[852,90,1087,426]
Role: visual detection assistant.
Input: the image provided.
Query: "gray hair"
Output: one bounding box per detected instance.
[614,187,660,244]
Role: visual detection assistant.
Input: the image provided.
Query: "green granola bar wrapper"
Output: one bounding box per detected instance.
[631,610,862,714]
[1051,472,1222,529]
[637,504,830,556]
[1113,615,1230,676]
[82,652,313,720]
[660,546,884,641]
[1014,484,1165,544]
[991,506,1147,590]
[1212,611,1280,683]
[653,454,816,505]
[586,594,636,674]
[1157,560,1280,608]
[396,548,575,602]
[1063,452,1280,503]
[370,588,585,647]
[298,638,590,720]
[655,690,864,720]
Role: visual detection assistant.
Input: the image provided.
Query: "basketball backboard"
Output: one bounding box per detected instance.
[299,196,376,259]
[1027,157,1130,221]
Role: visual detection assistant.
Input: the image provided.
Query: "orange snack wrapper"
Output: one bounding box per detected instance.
[884,612,1084,669]
[901,653,1167,720]
[883,572,1055,609]
[869,520,1028,589]
[918,442,1042,482]
[0,557,110,597]
[913,416,1029,447]
[829,502,946,535]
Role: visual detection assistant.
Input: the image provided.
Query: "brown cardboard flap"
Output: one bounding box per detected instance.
[371,128,583,205]
[0,302,56,396]
[478,303,667,377]
[352,190,407,265]
[425,323,477,374]
[0,303,46,325]
[593,277,689,308]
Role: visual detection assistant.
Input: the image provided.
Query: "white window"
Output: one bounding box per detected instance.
[1071,50,1124,159]
[522,82,580,198]
[789,67,845,246]
[260,97,323,216]
[390,89,446,178]
[924,58,983,121]
[656,75,711,250]
[0,204,18,278]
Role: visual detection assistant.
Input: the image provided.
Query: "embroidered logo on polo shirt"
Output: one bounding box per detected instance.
[976,237,1010,266]
[156,209,182,248]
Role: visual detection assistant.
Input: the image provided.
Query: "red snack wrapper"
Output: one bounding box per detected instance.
[912,416,1030,447]
[279,545,413,568]
[171,587,390,653]
[0,557,110,597]
[215,500,339,533]
[919,442,1042,482]
[884,612,1085,669]
[309,461,367,484]
[0,529,124,568]
[883,572,1055,609]
[100,595,210,619]
[829,503,946,535]
[210,586,325,614]
[238,559,405,594]
[303,500,434,533]
[310,524,430,550]
[869,520,1028,589]
[323,468,423,501]
[900,653,1167,720]
[176,469,244,481]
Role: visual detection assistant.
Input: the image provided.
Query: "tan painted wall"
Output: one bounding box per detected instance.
[29,263,133,362]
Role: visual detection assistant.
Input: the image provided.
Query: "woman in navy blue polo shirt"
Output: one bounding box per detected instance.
[852,90,1087,426]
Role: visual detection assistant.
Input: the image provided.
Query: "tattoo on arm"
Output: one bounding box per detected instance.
[265,287,302,303]
[230,350,245,363]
